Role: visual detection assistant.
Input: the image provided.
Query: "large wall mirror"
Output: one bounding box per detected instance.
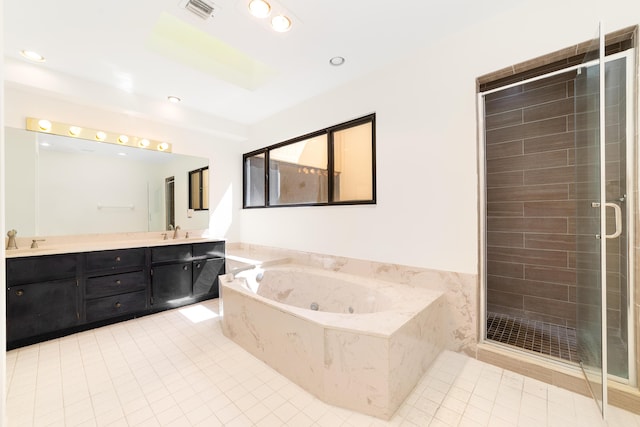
[5,127,210,237]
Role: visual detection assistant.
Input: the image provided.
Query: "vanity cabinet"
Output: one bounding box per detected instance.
[84,248,148,323]
[6,240,225,349]
[150,241,226,306]
[6,254,80,345]
[192,242,225,299]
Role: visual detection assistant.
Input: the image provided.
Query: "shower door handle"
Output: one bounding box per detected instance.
[605,202,622,239]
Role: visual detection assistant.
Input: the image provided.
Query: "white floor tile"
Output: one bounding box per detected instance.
[6,299,640,427]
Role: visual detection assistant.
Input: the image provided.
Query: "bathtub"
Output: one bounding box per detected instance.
[220,264,447,420]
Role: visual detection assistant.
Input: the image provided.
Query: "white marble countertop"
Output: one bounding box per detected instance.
[4,230,224,258]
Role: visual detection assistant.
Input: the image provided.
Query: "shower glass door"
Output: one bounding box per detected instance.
[574,27,607,416]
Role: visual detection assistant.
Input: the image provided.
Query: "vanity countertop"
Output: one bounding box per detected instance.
[4,231,224,258]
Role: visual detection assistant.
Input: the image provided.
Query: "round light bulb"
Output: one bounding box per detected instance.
[117,135,129,144]
[95,131,107,141]
[38,119,52,132]
[271,15,291,32]
[248,0,271,18]
[157,142,169,152]
[139,139,150,148]
[69,126,82,136]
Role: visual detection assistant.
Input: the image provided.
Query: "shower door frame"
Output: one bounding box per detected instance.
[477,48,636,387]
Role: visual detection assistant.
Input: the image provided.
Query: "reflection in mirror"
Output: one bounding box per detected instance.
[189,167,209,210]
[5,127,210,236]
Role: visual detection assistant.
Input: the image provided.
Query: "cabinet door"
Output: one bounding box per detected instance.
[7,279,78,343]
[151,262,192,307]
[193,258,225,298]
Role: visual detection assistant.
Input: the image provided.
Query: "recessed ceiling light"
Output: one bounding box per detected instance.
[329,56,345,66]
[248,0,271,18]
[167,96,181,103]
[271,15,291,32]
[20,50,46,62]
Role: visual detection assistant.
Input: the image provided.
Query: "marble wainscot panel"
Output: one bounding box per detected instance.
[220,264,446,420]
[226,243,478,355]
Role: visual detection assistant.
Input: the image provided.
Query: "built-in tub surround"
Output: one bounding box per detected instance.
[220,264,447,419]
[226,243,478,355]
[4,229,218,257]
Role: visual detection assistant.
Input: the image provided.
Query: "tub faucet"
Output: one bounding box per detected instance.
[6,229,18,250]
[173,225,181,239]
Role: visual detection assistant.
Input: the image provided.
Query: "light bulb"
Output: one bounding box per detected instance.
[248,0,271,18]
[271,15,291,32]
[38,119,52,132]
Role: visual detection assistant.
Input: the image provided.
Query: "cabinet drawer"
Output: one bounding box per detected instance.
[86,271,146,298]
[6,254,77,286]
[151,245,192,264]
[86,248,146,272]
[85,290,147,323]
[192,241,225,259]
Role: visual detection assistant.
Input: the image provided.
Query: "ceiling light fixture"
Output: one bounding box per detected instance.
[329,56,345,66]
[20,50,46,62]
[25,118,172,153]
[271,15,291,32]
[248,0,271,18]
[167,96,181,103]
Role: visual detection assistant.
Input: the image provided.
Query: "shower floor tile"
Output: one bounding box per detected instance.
[486,312,578,362]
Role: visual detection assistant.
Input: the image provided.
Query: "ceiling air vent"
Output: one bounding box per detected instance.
[182,0,216,20]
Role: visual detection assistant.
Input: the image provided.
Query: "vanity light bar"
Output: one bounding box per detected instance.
[25,117,173,153]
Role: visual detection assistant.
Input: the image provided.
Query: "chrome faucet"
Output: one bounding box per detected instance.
[6,229,18,250]
[173,225,181,239]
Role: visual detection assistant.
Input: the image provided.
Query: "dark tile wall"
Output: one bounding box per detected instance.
[484,61,627,331]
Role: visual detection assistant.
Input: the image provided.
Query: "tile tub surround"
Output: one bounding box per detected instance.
[226,243,478,355]
[220,264,447,419]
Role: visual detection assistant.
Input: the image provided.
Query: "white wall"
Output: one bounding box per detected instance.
[4,86,244,241]
[239,0,640,275]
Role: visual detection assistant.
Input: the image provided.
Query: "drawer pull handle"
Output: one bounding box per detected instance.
[115,302,122,308]
[115,280,122,285]
[15,290,24,297]
[183,265,188,271]
[115,256,121,262]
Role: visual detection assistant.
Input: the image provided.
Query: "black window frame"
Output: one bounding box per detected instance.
[188,166,209,211]
[243,113,376,209]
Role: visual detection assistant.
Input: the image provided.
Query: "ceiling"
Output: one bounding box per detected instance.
[4,0,517,138]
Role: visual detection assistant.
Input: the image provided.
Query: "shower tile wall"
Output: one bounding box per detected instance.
[485,71,580,328]
[485,66,626,334]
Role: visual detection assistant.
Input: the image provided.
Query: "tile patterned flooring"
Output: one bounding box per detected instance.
[486,312,578,362]
[6,299,640,427]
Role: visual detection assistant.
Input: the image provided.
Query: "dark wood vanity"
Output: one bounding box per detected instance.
[5,240,225,349]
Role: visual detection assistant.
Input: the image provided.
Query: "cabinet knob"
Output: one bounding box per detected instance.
[115,280,122,285]
[115,302,122,308]
[183,265,188,271]
[115,256,121,262]
[15,289,24,297]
